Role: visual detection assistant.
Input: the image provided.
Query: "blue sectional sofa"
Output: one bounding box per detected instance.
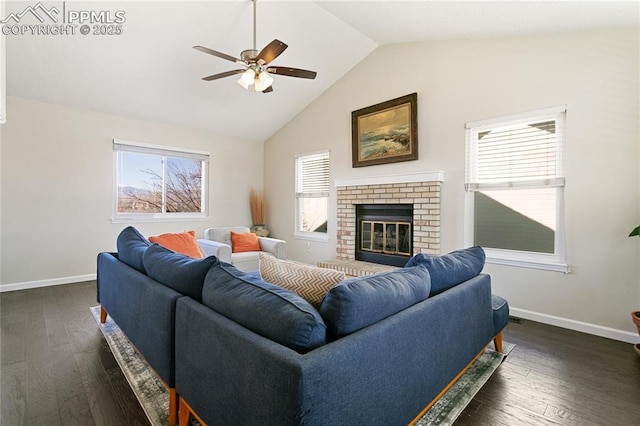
[97,227,509,426]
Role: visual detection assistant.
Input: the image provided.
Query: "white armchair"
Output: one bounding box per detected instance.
[199,226,286,272]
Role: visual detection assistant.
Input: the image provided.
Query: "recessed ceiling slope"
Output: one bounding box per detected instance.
[5,1,376,142]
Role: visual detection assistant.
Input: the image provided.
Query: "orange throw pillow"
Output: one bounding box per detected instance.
[149,230,204,259]
[230,231,261,253]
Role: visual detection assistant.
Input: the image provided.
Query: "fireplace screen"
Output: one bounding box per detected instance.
[356,204,413,267]
[361,221,412,255]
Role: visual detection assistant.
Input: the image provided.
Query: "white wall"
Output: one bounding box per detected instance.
[0,96,263,288]
[264,28,640,341]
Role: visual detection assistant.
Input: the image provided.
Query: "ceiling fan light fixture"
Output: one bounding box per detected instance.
[237,77,250,90]
[237,68,256,89]
[254,71,274,92]
[260,70,274,85]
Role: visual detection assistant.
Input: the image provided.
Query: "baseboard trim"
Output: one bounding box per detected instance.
[0,274,97,293]
[1,278,637,344]
[510,307,639,344]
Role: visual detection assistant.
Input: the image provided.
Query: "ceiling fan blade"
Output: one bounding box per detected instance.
[256,39,288,65]
[262,85,274,94]
[193,45,242,64]
[202,69,245,81]
[266,66,317,79]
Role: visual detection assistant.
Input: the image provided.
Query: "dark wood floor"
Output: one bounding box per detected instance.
[1,281,639,425]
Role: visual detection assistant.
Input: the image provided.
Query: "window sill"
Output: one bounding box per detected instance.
[112,215,210,224]
[486,256,569,273]
[293,232,330,243]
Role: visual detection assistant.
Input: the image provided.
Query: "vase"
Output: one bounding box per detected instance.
[251,224,269,237]
[632,312,640,358]
[632,311,640,334]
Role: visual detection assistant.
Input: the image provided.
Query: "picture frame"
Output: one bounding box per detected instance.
[351,92,418,168]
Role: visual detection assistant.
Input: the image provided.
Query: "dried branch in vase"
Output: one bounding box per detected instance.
[250,188,265,225]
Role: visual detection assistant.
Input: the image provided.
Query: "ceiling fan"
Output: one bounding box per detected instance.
[193,0,317,93]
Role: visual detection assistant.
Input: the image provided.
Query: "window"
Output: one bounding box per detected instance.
[295,151,329,240]
[113,139,209,221]
[464,106,567,272]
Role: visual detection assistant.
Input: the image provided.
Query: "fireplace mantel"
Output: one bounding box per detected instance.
[334,171,444,188]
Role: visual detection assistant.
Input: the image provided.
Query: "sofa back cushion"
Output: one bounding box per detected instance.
[259,253,345,308]
[148,230,204,259]
[319,265,431,338]
[206,226,251,245]
[404,246,486,296]
[143,243,217,302]
[116,226,151,273]
[202,261,326,353]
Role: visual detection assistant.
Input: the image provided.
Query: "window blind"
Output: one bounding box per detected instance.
[466,109,565,191]
[296,152,329,198]
[113,140,210,162]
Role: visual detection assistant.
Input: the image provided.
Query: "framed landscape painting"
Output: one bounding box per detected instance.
[351,93,418,168]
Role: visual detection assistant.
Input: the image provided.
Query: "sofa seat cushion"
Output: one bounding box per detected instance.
[231,251,260,262]
[202,261,326,353]
[319,265,431,338]
[229,251,261,272]
[149,230,204,259]
[492,295,510,335]
[116,226,151,273]
[143,243,217,302]
[404,247,486,296]
[259,253,345,308]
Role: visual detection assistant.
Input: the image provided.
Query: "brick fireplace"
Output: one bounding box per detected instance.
[334,172,443,266]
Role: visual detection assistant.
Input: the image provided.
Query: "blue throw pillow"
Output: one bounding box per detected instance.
[319,265,431,338]
[202,262,327,353]
[404,246,486,295]
[116,226,151,273]
[143,243,217,302]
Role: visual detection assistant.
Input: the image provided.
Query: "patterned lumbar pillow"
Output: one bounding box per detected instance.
[259,253,344,308]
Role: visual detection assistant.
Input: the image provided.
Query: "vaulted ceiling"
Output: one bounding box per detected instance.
[5,1,638,142]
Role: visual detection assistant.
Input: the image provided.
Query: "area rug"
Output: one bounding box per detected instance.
[415,341,514,425]
[91,306,170,425]
[91,306,513,426]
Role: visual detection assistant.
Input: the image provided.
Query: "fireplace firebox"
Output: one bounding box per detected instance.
[355,204,413,267]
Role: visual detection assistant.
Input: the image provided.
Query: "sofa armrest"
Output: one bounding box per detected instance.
[258,237,286,259]
[197,239,232,263]
[98,252,183,386]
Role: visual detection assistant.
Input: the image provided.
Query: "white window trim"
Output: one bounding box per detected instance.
[294,150,330,242]
[465,105,567,130]
[112,139,210,223]
[293,231,330,243]
[464,106,569,273]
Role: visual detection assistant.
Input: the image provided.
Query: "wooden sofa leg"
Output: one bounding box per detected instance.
[178,397,191,426]
[179,397,206,426]
[494,331,503,353]
[168,388,178,426]
[100,306,108,324]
